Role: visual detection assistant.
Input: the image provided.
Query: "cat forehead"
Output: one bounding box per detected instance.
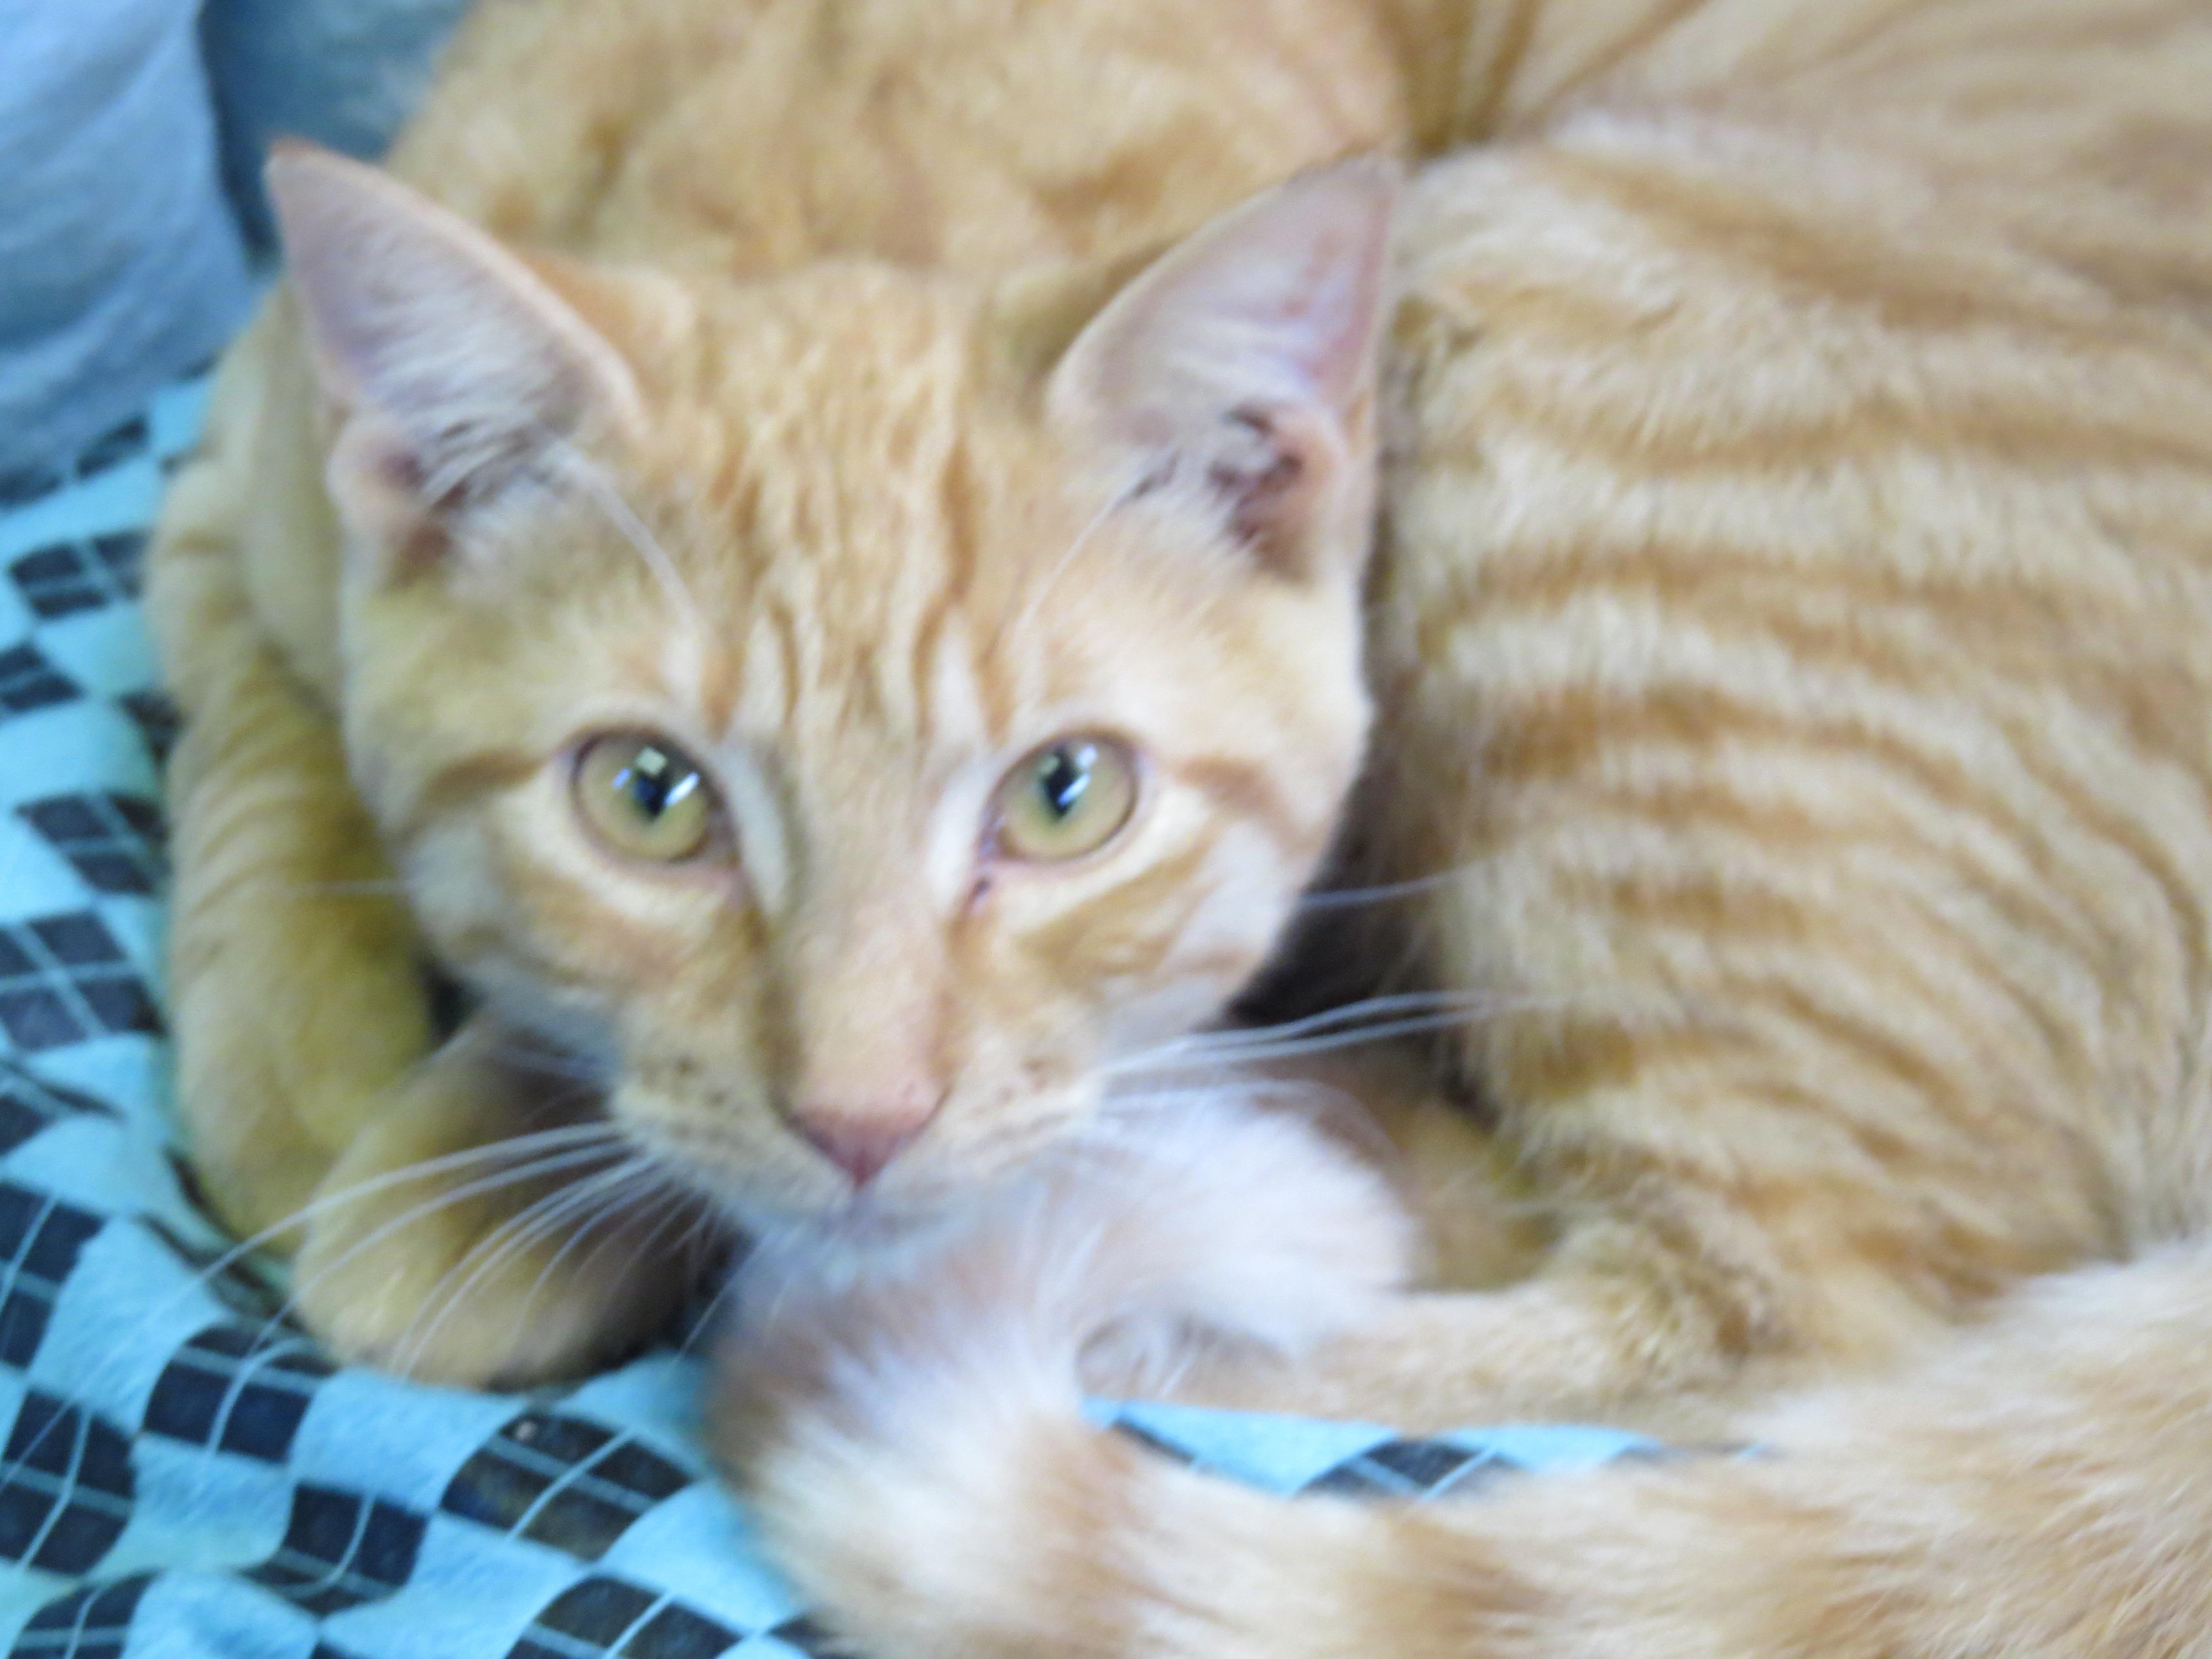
[680,266,999,444]
[521,265,1263,757]
[642,272,1063,573]
[573,274,1112,727]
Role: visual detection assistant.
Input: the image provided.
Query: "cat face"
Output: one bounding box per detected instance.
[271,149,1394,1230]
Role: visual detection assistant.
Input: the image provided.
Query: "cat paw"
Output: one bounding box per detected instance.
[285,1025,711,1388]
[290,1166,701,1387]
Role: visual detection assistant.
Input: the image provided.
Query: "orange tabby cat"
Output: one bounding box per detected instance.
[150,0,2212,1651]
[709,3,2212,1654]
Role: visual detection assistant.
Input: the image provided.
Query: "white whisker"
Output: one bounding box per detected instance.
[390,1155,664,1376]
[549,436,701,624]
[1006,487,1123,642]
[1293,862,1494,911]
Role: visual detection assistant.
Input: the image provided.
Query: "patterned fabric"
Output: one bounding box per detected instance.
[0,382,1656,1657]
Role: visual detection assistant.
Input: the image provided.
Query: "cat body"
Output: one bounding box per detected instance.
[149,0,2212,1651]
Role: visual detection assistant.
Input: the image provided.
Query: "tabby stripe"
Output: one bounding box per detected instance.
[396,749,542,844]
[1564,0,1709,108]
[1465,357,2212,476]
[1454,0,1541,138]
[1471,688,2122,970]
[1023,832,1225,978]
[1530,147,2145,349]
[907,587,955,735]
[1548,849,2092,1114]
[1171,755,1314,858]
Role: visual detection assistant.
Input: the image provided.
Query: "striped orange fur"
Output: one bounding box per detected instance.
[150,0,2212,1651]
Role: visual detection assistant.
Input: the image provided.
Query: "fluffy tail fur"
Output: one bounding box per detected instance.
[717,1115,2212,1659]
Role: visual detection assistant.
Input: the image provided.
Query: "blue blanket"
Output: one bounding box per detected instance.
[0,0,471,479]
[0,380,1655,1656]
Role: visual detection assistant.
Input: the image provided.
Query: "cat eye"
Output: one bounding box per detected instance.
[572,733,723,864]
[990,736,1139,862]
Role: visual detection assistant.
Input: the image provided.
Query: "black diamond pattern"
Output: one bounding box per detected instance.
[0,1183,105,1366]
[118,690,181,770]
[6,535,144,622]
[1304,1438,1512,1499]
[0,913,160,1053]
[0,1394,135,1575]
[142,1323,335,1463]
[0,415,149,515]
[15,793,165,896]
[766,1614,843,1657]
[74,419,150,478]
[7,1573,153,1659]
[244,1486,429,1615]
[0,644,78,717]
[442,1409,696,1561]
[0,1060,113,1158]
[507,1576,744,1659]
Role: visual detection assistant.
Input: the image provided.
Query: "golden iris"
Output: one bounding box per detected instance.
[992,737,1138,861]
[573,734,718,863]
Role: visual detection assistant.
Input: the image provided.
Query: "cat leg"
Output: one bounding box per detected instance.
[1128,1055,1824,1433]
[161,662,439,1240]
[290,1016,709,1388]
[1156,1258,1810,1437]
[152,335,440,1241]
[734,1223,2212,1659]
[1151,1113,1963,1433]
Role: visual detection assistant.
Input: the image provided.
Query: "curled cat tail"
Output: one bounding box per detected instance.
[724,1172,2212,1659]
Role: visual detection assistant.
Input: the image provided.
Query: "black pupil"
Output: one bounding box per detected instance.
[1037,747,1093,820]
[620,747,692,820]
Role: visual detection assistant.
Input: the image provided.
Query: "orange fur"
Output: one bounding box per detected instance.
[148,0,2212,1650]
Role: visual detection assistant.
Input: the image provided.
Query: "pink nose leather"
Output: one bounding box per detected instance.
[790,1102,940,1188]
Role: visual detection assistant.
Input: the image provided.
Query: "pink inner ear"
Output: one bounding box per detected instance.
[265,144,641,517]
[1048,156,1400,456]
[1208,405,1317,543]
[1048,156,1397,575]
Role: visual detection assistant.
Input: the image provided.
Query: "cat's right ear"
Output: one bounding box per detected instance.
[1046,156,1399,583]
[265,142,644,570]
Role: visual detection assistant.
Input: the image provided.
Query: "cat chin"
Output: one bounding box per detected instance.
[723,1167,1062,1265]
[740,1198,957,1255]
[633,1149,988,1265]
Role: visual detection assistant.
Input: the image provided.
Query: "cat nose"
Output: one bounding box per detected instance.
[787,1096,942,1188]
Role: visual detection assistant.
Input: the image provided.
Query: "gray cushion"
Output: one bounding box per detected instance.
[0,0,255,477]
[0,0,473,478]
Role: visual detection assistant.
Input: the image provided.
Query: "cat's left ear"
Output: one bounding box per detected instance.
[1047,156,1399,582]
[266,142,645,568]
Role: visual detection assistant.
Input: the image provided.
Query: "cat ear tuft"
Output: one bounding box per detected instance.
[1047,156,1400,580]
[265,142,644,560]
